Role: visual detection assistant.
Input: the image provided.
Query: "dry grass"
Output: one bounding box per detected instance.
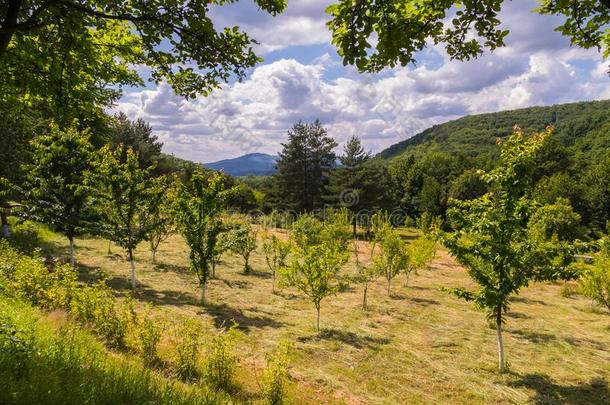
[48,229,609,404]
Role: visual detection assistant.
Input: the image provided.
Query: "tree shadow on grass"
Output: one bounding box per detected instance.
[137,284,196,307]
[408,297,440,306]
[202,303,287,332]
[508,329,556,343]
[298,328,391,350]
[510,296,549,306]
[241,269,272,279]
[153,262,189,274]
[508,373,609,405]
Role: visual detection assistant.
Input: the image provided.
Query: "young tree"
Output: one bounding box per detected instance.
[352,239,380,310]
[262,232,290,292]
[528,198,583,242]
[21,123,95,267]
[225,221,258,274]
[274,121,337,212]
[441,127,575,372]
[147,178,178,264]
[373,226,409,296]
[90,145,165,290]
[327,1,610,74]
[405,236,437,287]
[176,170,231,306]
[282,243,349,331]
[581,237,610,312]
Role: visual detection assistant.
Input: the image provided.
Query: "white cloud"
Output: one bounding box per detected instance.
[113,0,610,163]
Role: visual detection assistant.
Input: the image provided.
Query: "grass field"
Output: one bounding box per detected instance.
[30,226,610,404]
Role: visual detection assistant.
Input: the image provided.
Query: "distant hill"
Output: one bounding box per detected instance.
[204,153,278,177]
[377,100,610,161]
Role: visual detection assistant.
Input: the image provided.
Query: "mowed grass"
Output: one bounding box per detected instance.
[45,228,609,404]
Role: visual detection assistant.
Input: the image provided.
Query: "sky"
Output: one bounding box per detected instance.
[113,0,610,163]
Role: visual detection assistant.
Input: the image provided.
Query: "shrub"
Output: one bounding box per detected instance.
[138,309,162,366]
[260,342,291,405]
[560,282,579,298]
[70,281,133,347]
[416,212,442,235]
[174,319,201,381]
[203,327,238,392]
[0,312,34,378]
[581,255,610,311]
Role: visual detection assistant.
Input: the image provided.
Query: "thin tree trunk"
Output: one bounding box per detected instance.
[352,217,357,239]
[244,256,250,274]
[363,284,368,310]
[107,240,112,255]
[316,305,321,331]
[496,307,504,372]
[272,273,276,293]
[152,248,156,264]
[1,210,9,238]
[200,281,207,306]
[129,250,137,290]
[211,257,216,278]
[68,236,75,268]
[387,277,391,296]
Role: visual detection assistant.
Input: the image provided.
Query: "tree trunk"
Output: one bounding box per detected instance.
[0,0,22,56]
[272,273,276,293]
[107,240,112,255]
[316,305,321,331]
[496,307,505,372]
[352,217,357,239]
[363,284,368,310]
[244,255,250,274]
[211,257,216,278]
[129,250,137,290]
[68,236,75,268]
[1,209,10,238]
[151,248,156,264]
[387,277,391,296]
[200,281,207,306]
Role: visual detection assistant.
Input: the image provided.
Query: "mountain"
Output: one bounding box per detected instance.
[204,153,278,177]
[377,100,610,161]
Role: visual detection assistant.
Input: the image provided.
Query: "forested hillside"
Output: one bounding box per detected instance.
[378,100,610,163]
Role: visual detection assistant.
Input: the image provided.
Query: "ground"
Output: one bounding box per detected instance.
[42,228,610,404]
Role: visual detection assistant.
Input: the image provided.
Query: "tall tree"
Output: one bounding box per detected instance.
[21,122,94,267]
[176,170,231,306]
[108,113,163,169]
[274,121,337,212]
[441,127,575,372]
[327,1,610,74]
[326,136,393,236]
[89,145,166,290]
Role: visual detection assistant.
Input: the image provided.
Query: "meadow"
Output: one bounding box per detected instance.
[25,225,609,404]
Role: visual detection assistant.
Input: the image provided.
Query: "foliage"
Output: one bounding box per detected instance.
[0,0,288,124]
[352,239,380,310]
[138,308,163,366]
[326,0,609,72]
[176,170,232,305]
[0,297,223,404]
[225,219,258,274]
[581,251,610,312]
[203,327,239,392]
[528,198,583,242]
[88,145,167,289]
[406,236,437,284]
[440,127,576,371]
[281,240,349,331]
[260,341,291,405]
[173,318,201,382]
[262,231,290,292]
[273,121,337,211]
[373,225,409,295]
[147,177,178,264]
[108,113,163,170]
[21,122,95,266]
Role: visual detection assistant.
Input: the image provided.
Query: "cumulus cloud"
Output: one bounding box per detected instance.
[112,0,609,163]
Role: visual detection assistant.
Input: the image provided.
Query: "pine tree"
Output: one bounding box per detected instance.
[274,121,337,212]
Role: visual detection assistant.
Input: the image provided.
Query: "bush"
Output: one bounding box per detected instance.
[560,282,579,298]
[203,328,238,392]
[581,255,610,311]
[70,282,133,347]
[260,342,291,405]
[0,311,34,378]
[416,212,442,235]
[174,319,201,381]
[138,309,162,366]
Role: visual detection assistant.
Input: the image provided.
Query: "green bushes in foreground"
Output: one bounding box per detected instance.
[0,297,223,405]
